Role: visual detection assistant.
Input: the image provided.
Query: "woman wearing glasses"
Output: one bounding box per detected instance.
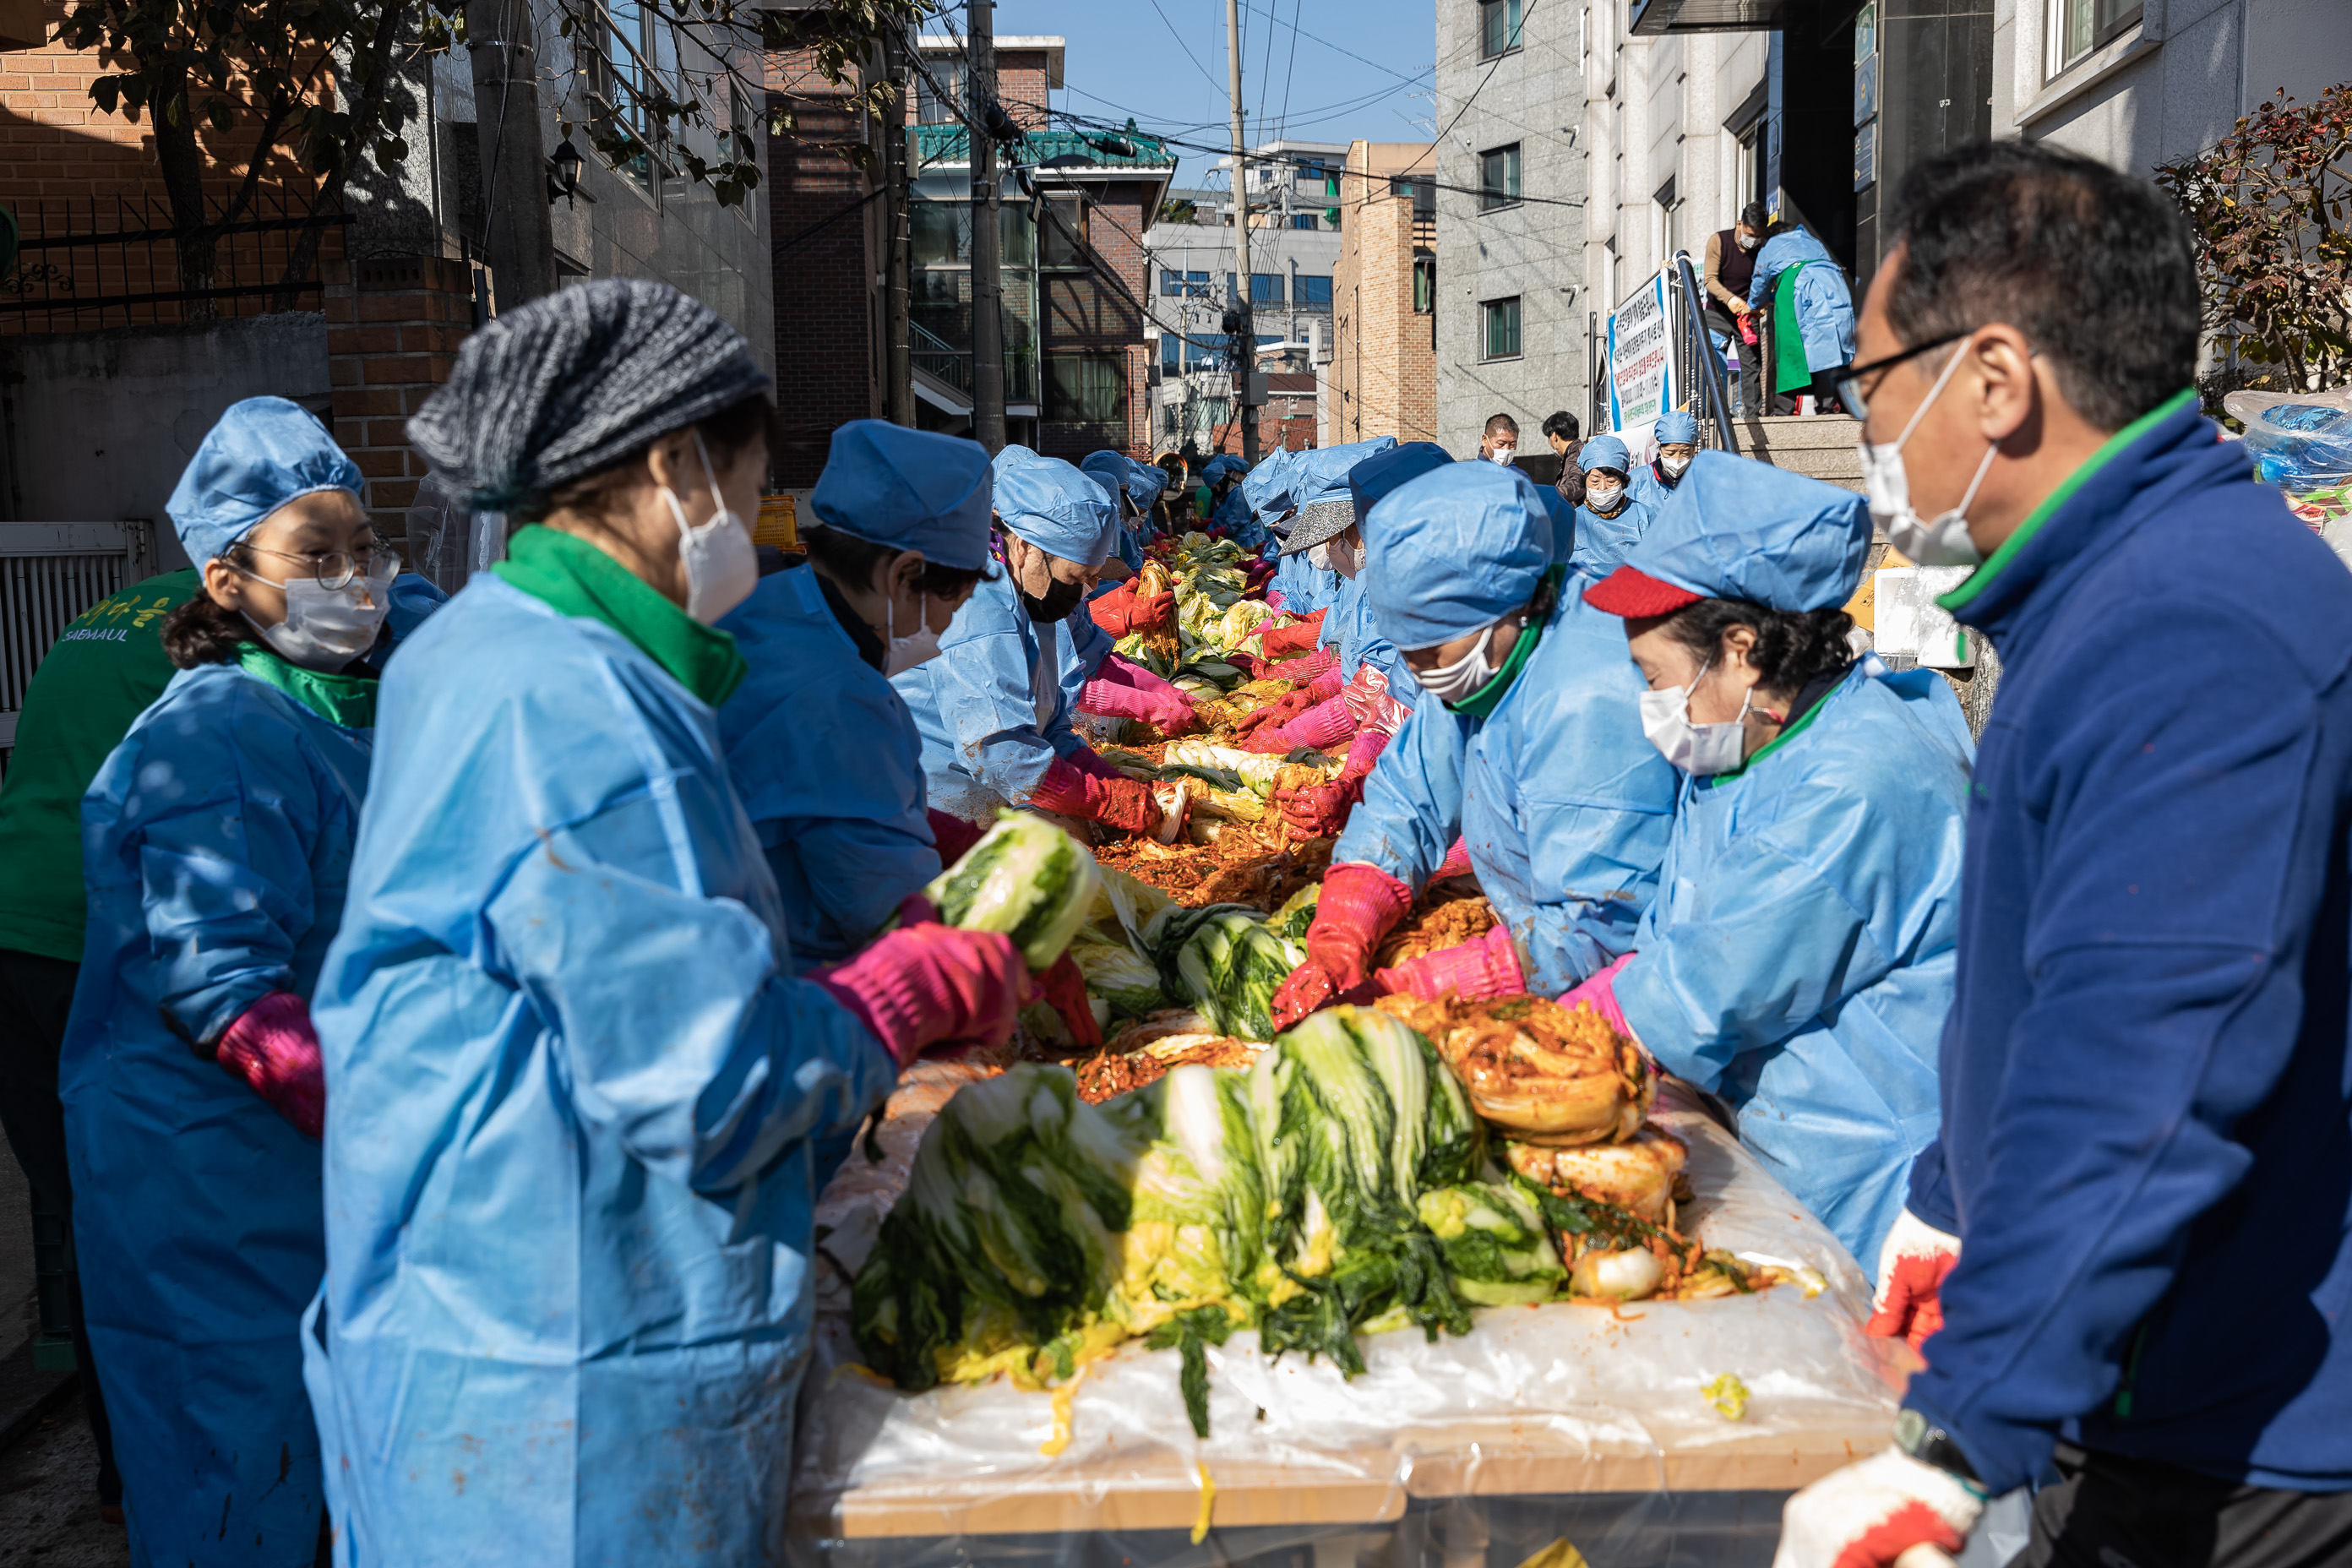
[57,396,433,1565]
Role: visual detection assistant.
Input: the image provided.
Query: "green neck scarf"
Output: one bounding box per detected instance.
[237,642,377,728]
[1445,566,1565,720]
[493,524,748,707]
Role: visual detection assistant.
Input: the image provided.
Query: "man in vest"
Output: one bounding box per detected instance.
[1704,201,1767,415]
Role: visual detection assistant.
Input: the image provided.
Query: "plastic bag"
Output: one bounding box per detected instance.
[790,1081,1911,1565]
[2228,389,2352,541]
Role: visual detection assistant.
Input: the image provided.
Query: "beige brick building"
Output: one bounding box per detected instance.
[1330,141,1437,449]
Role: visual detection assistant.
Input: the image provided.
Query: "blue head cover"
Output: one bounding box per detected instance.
[1349,441,1455,525]
[994,456,1119,567]
[1364,460,1553,651]
[992,444,1041,479]
[808,421,994,572]
[1078,450,1132,513]
[1654,410,1699,446]
[1624,450,1870,611]
[1290,438,1400,506]
[167,396,362,565]
[1123,457,1168,509]
[1581,433,1631,474]
[1239,449,1297,515]
[1201,454,1245,486]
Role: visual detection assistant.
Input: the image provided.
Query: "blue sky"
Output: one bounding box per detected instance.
[931,0,1438,183]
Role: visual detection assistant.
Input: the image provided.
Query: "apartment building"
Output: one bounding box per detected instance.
[1330,141,1439,448]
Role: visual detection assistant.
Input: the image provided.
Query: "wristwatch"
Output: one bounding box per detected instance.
[1893,1407,1981,1485]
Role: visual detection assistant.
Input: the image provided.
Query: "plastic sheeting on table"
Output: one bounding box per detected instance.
[792,1078,1915,1566]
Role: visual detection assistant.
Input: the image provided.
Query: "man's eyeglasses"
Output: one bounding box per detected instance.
[248,542,401,591]
[1830,329,1971,424]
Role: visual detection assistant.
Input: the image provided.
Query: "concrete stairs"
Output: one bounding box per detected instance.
[1729,413,1863,491]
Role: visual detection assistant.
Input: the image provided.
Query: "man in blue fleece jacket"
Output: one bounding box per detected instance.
[1777,144,2352,1568]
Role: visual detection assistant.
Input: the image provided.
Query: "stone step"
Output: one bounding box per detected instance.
[1726,413,1862,491]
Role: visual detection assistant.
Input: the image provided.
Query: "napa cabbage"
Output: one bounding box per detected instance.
[923,810,1102,971]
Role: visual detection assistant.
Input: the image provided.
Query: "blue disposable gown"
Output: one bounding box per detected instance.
[718,565,937,971]
[1614,662,1972,1265]
[302,577,896,1565]
[1626,462,1682,512]
[61,656,374,1567]
[1571,493,1658,577]
[1748,230,1856,373]
[1272,548,1341,617]
[893,569,1085,824]
[1319,572,1400,684]
[1336,575,1678,993]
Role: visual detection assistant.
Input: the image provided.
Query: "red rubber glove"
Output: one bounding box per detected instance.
[1773,1449,1984,1568]
[1866,1211,1962,1351]
[1273,645,1341,682]
[1254,610,1327,657]
[1244,692,1358,756]
[811,923,1032,1067]
[213,991,326,1139]
[1277,727,1391,837]
[1076,653,1196,735]
[1556,951,1635,1036]
[1430,836,1475,883]
[1375,923,1523,1002]
[1037,951,1103,1051]
[1032,755,1163,836]
[1268,863,1413,1030]
[928,808,988,866]
[1089,580,1176,637]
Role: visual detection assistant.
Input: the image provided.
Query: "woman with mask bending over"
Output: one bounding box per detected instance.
[1570,453,1970,1266]
[718,421,996,970]
[61,397,435,1566]
[303,282,1027,1563]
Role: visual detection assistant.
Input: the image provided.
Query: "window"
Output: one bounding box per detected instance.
[586,0,673,192]
[1483,296,1522,360]
[2049,0,2141,74]
[1653,176,1682,261]
[914,58,966,123]
[1479,144,1522,210]
[1413,253,1435,314]
[1160,334,1183,370]
[1296,275,1333,308]
[1250,272,1285,304]
[1479,0,1523,58]
[1390,175,1436,220]
[1048,352,1125,422]
[1290,214,1320,230]
[1038,195,1086,268]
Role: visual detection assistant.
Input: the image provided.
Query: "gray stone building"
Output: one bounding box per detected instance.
[1431,0,1589,457]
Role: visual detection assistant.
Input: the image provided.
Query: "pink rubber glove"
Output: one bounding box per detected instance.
[1264,590,1287,612]
[1375,923,1524,1002]
[1077,654,1196,735]
[1557,951,1636,1037]
[1275,727,1391,837]
[1031,755,1162,835]
[213,992,326,1139]
[1277,645,1341,682]
[1269,863,1413,1030]
[1061,747,1130,784]
[1431,836,1475,882]
[928,808,988,866]
[811,923,1032,1067]
[1244,692,1358,755]
[1255,611,1327,657]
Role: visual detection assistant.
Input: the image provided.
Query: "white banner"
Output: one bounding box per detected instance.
[1606,271,1676,458]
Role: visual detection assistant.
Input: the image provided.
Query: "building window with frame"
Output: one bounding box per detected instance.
[914,58,966,123]
[2049,0,2142,74]
[1159,265,1189,297]
[1250,272,1285,305]
[586,0,677,195]
[1482,296,1522,360]
[1296,275,1333,308]
[1048,352,1125,422]
[1413,253,1435,314]
[1479,144,1522,211]
[1479,0,1523,58]
[1390,175,1436,220]
[1038,194,1086,268]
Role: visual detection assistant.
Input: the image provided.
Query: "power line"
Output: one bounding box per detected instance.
[1399,0,1545,177]
[1276,0,1304,140]
[1144,0,1226,95]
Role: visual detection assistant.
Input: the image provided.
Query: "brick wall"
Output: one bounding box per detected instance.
[324,257,471,542]
[997,50,1050,129]
[766,55,877,488]
[1331,150,1438,446]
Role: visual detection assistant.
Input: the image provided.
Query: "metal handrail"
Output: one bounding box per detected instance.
[1673,249,1740,456]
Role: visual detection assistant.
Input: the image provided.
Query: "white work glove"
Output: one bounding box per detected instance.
[1866,1208,1960,1350]
[1774,1448,1984,1568]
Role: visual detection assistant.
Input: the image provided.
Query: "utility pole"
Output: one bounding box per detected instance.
[466,0,558,313]
[1224,0,1259,463]
[968,0,1007,453]
[880,30,914,426]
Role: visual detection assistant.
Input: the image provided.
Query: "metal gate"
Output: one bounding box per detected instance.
[0,520,156,757]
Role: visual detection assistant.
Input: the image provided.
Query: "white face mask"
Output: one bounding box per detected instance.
[883,588,943,677]
[1489,444,1517,466]
[662,432,760,624]
[1639,658,1751,775]
[1326,532,1362,579]
[1586,479,1625,514]
[1739,232,1761,251]
[1855,340,1997,569]
[239,565,394,672]
[1306,540,1334,572]
[1661,454,1692,479]
[1413,621,1500,704]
